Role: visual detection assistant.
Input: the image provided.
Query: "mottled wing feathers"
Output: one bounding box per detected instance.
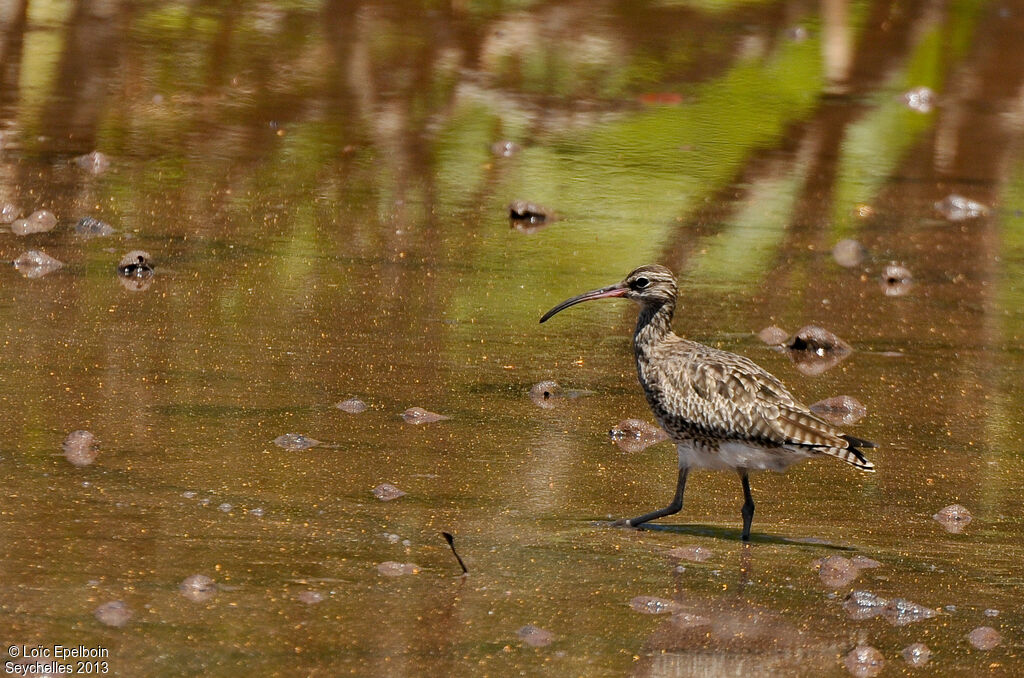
[653,340,875,472]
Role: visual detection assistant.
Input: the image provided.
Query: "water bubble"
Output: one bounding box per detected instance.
[273,433,322,450]
[608,419,668,452]
[248,507,265,517]
[901,642,931,667]
[843,590,888,620]
[218,503,233,513]
[883,598,937,626]
[816,555,860,588]
[629,596,680,614]
[63,430,99,467]
[667,545,713,563]
[75,216,115,237]
[0,203,22,224]
[11,209,57,235]
[94,600,133,628]
[296,590,324,605]
[336,397,367,413]
[13,250,63,278]
[757,325,789,346]
[372,483,406,501]
[983,608,999,617]
[74,151,111,174]
[516,624,554,647]
[832,239,866,268]
[850,556,882,569]
[491,140,521,157]
[932,504,972,533]
[401,407,449,424]
[935,194,989,221]
[903,86,935,113]
[182,491,197,499]
[967,626,1001,650]
[376,561,420,577]
[809,396,868,426]
[845,645,884,677]
[179,574,216,603]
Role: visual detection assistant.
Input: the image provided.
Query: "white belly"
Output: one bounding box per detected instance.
[676,440,811,472]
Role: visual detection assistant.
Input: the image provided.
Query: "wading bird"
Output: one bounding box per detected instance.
[539,264,875,541]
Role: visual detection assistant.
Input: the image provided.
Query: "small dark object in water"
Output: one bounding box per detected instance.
[296,590,324,604]
[903,86,935,113]
[508,200,553,228]
[516,624,554,647]
[63,430,99,467]
[967,626,1001,650]
[845,645,884,678]
[609,418,669,453]
[881,264,913,297]
[901,643,931,667]
[75,216,115,237]
[667,545,713,563]
[273,433,322,450]
[932,503,972,533]
[118,250,153,277]
[401,407,449,424]
[757,325,789,346]
[935,193,989,221]
[372,483,406,501]
[529,380,563,409]
[832,239,867,268]
[118,250,154,291]
[74,150,111,174]
[94,600,133,627]
[179,574,216,603]
[491,140,521,157]
[629,596,680,615]
[0,203,21,224]
[13,250,64,279]
[810,396,868,426]
[443,531,469,575]
[377,561,420,577]
[785,325,852,376]
[11,209,57,235]
[817,555,860,588]
[336,397,367,413]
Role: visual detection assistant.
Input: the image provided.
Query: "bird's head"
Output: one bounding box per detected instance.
[539,264,677,323]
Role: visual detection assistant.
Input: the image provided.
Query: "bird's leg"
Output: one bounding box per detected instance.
[740,470,755,541]
[615,467,688,528]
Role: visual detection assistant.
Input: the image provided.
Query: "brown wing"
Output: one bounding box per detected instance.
[654,341,875,470]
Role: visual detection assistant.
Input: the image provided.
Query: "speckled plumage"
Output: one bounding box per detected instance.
[540,263,877,540]
[630,265,875,473]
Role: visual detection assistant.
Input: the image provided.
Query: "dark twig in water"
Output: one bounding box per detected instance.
[442,532,468,575]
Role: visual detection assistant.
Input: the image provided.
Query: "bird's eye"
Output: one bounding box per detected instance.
[633,277,650,289]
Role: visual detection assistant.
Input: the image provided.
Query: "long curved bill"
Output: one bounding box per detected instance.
[539,283,628,323]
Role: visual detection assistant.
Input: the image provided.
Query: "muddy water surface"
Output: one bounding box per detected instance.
[1,1,1022,676]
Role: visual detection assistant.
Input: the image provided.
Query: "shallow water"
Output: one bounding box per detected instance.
[1,1,1022,675]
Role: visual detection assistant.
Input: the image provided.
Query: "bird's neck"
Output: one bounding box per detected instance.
[633,299,675,357]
